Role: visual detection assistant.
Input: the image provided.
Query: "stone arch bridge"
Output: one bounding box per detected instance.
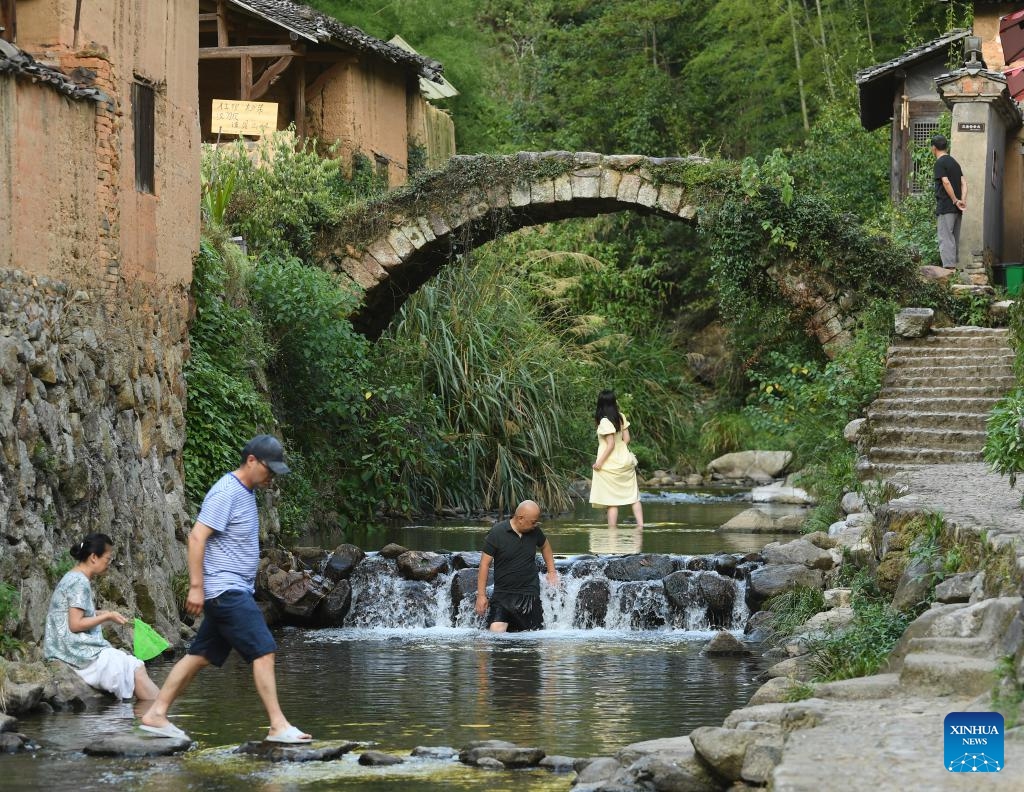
[319,151,854,350]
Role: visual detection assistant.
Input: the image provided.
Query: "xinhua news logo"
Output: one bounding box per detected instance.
[944,712,1004,773]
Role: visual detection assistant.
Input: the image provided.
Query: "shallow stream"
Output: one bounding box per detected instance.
[5,489,803,791]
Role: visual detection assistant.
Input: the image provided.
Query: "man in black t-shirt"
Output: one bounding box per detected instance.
[931,134,968,270]
[475,500,559,632]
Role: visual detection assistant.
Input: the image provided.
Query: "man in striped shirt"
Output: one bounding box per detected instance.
[140,435,313,744]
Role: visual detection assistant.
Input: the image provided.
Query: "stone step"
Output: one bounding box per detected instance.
[887,345,1014,358]
[881,373,1016,389]
[905,636,996,658]
[857,461,926,478]
[886,353,1015,368]
[899,652,997,697]
[931,327,1010,337]
[866,410,988,431]
[872,387,1007,401]
[884,363,1014,379]
[867,447,985,464]
[870,427,986,450]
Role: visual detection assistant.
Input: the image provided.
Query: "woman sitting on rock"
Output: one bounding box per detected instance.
[43,533,159,701]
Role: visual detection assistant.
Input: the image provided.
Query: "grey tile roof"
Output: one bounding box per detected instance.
[856,29,970,85]
[228,1,444,83]
[0,38,109,102]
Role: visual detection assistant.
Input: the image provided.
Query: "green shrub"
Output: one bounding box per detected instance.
[983,388,1024,495]
[807,601,911,681]
[764,585,826,643]
[0,583,22,658]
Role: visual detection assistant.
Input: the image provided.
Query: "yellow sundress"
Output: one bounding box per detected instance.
[589,416,640,507]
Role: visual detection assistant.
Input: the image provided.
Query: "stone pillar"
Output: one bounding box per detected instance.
[936,68,1023,283]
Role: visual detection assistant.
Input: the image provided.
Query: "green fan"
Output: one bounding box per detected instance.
[133,618,170,661]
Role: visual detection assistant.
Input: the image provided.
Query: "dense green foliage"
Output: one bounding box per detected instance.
[984,302,1024,493]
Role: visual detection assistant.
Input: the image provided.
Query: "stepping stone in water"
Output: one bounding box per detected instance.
[234,740,359,762]
[84,734,192,757]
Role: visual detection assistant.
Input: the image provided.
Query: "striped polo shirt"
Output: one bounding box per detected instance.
[195,472,260,599]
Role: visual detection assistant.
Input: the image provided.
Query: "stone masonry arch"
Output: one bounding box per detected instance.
[319,151,854,350]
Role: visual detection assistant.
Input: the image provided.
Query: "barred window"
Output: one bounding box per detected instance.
[133,82,155,194]
[910,119,940,194]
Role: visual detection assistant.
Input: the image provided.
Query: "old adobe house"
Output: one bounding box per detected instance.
[198,0,456,185]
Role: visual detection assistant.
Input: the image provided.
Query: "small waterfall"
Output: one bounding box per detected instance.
[330,551,759,632]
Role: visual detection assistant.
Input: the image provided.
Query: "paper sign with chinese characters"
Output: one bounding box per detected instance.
[211,99,278,136]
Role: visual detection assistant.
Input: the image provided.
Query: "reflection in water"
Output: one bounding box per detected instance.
[588,525,643,554]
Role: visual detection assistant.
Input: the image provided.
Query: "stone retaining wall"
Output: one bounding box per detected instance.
[0,268,190,647]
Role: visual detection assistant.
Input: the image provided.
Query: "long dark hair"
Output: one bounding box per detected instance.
[594,389,622,432]
[70,533,113,562]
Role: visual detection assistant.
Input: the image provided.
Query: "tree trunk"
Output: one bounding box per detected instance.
[814,0,835,100]
[788,0,810,131]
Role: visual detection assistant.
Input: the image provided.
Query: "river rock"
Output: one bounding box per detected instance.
[540,754,576,773]
[741,736,785,785]
[894,307,933,337]
[744,610,774,641]
[379,543,408,559]
[615,581,667,629]
[689,726,763,782]
[291,546,327,568]
[396,550,451,582]
[707,450,793,482]
[747,564,824,607]
[696,573,737,628]
[312,579,352,627]
[685,555,711,571]
[264,567,333,621]
[324,544,365,582]
[761,539,834,571]
[568,557,607,578]
[235,740,358,762]
[614,736,718,790]
[0,682,43,715]
[712,553,739,578]
[720,508,776,532]
[84,733,192,757]
[574,578,611,628]
[840,491,866,514]
[751,482,815,505]
[0,715,16,733]
[459,739,545,768]
[0,731,40,754]
[359,750,404,766]
[411,745,458,759]
[604,554,674,581]
[397,580,438,627]
[703,630,751,656]
[451,551,481,570]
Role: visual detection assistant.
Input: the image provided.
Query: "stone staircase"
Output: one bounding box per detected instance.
[862,327,1015,477]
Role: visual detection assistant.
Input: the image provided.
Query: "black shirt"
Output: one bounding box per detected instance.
[482,519,547,597]
[934,154,964,216]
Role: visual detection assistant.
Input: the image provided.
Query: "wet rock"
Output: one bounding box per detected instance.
[459,739,545,768]
[747,564,824,608]
[235,740,358,762]
[451,552,481,570]
[568,557,606,578]
[396,550,450,582]
[663,570,693,609]
[703,630,751,656]
[573,578,610,628]
[265,567,333,621]
[751,483,815,505]
[397,580,438,627]
[291,546,327,568]
[324,544,365,582]
[695,573,737,628]
[604,554,673,581]
[573,756,622,784]
[762,539,834,571]
[312,579,352,627]
[744,610,774,641]
[720,508,775,533]
[476,756,505,769]
[614,736,718,791]
[411,745,458,759]
[0,714,17,732]
[711,553,738,578]
[0,731,40,754]
[774,513,806,533]
[359,750,404,766]
[84,734,192,757]
[615,581,667,629]
[685,555,711,571]
[379,543,408,559]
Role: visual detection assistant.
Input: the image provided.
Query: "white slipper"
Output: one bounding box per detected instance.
[138,722,190,740]
[265,725,313,744]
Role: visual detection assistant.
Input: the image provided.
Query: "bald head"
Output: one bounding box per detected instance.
[510,500,541,533]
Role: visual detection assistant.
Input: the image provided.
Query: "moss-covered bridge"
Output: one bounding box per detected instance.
[318,151,876,349]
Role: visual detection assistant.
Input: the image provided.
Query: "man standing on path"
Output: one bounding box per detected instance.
[140,435,313,744]
[931,134,968,270]
[475,500,559,632]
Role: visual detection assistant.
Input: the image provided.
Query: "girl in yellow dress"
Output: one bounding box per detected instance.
[589,390,644,530]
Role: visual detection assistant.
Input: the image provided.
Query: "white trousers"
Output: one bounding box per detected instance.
[937,211,962,268]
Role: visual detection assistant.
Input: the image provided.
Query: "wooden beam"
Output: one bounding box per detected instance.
[198,13,218,23]
[200,44,298,59]
[305,52,359,64]
[250,55,293,101]
[240,54,252,100]
[295,60,306,138]
[216,0,228,47]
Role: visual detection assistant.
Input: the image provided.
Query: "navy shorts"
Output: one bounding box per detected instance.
[488,595,544,632]
[188,589,276,666]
